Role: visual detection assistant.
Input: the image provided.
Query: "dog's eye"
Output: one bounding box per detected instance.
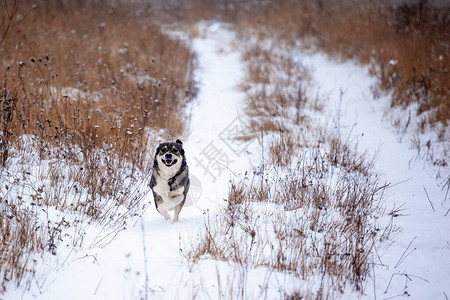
[172,148,178,153]
[161,147,168,153]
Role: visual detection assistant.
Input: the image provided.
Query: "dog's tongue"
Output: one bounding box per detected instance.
[166,159,173,165]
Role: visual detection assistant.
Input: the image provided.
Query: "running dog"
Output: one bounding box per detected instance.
[149,139,190,222]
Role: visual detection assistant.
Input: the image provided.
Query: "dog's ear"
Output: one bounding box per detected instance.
[175,139,185,155]
[155,143,163,154]
[153,144,162,168]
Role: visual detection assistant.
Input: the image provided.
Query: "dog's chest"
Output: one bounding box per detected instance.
[152,164,184,200]
[153,176,171,199]
[153,176,185,200]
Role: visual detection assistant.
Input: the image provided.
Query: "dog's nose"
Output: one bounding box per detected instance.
[165,153,172,159]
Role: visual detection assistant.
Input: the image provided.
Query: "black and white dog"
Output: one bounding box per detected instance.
[149,139,190,222]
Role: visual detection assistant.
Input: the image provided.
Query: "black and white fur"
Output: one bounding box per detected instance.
[149,139,190,222]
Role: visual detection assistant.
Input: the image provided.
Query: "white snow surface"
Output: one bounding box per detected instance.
[6,22,449,299]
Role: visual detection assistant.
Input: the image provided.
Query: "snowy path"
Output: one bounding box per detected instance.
[300,54,450,299]
[184,22,250,208]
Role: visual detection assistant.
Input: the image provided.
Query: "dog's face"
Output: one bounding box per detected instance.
[154,139,185,169]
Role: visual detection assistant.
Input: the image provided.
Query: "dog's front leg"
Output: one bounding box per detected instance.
[153,191,171,220]
[173,179,189,223]
[157,194,184,212]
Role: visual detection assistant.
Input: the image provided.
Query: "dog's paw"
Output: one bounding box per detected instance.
[161,211,171,220]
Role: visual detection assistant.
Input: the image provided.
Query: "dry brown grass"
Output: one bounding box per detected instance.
[259,1,448,132]
[187,153,389,298]
[0,0,196,293]
[309,1,449,132]
[1,1,196,163]
[0,200,47,292]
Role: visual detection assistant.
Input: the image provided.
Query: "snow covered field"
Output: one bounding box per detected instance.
[5,22,449,300]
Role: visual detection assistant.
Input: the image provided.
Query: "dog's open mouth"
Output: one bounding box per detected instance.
[162,158,178,167]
